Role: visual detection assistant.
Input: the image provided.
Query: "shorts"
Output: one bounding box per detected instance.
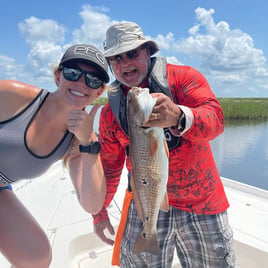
[0,184,12,192]
[120,200,239,268]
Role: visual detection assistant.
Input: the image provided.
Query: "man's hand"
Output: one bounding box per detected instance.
[144,93,181,128]
[94,218,115,246]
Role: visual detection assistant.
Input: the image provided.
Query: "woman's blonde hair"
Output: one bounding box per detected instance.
[63,137,79,168]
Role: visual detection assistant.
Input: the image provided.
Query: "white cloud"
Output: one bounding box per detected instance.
[255,67,268,78]
[189,24,200,35]
[174,7,266,74]
[258,82,268,90]
[1,5,267,96]
[72,4,117,50]
[0,55,24,80]
[153,32,175,51]
[18,16,66,46]
[13,16,67,89]
[210,71,245,83]
[166,56,184,66]
[0,55,15,67]
[8,4,119,90]
[149,7,268,96]
[26,43,62,75]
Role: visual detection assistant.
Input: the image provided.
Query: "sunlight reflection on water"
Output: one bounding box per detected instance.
[211,120,268,190]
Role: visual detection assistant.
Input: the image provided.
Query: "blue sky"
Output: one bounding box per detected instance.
[1,0,268,97]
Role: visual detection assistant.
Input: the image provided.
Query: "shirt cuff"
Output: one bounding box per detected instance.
[169,105,193,136]
[92,206,109,225]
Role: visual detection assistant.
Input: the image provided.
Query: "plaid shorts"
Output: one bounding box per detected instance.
[120,200,239,268]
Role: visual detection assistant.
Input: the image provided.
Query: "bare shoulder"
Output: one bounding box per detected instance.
[0,79,41,97]
[0,80,41,120]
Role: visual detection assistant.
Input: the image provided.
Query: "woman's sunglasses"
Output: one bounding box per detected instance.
[61,66,104,89]
[108,45,146,64]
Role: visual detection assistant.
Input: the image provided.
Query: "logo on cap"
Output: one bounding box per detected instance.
[73,45,105,66]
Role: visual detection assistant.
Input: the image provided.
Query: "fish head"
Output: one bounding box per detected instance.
[127,87,156,126]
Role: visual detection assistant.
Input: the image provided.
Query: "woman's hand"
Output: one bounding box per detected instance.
[67,105,100,145]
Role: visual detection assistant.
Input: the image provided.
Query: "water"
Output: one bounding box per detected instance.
[211,120,268,190]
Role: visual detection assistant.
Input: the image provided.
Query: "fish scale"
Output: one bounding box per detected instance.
[130,128,162,229]
[127,87,169,255]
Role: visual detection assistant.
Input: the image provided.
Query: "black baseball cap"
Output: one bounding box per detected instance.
[60,44,109,83]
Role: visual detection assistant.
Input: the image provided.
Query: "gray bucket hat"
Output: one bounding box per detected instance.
[103,21,159,58]
[60,44,109,83]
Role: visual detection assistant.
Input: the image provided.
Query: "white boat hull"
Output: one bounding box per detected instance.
[0,161,267,267]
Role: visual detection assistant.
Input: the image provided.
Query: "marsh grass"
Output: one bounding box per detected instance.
[92,97,108,105]
[93,97,268,120]
[218,98,268,120]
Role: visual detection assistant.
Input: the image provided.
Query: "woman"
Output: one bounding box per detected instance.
[0,44,109,268]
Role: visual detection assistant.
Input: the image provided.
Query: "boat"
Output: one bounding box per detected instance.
[0,160,267,267]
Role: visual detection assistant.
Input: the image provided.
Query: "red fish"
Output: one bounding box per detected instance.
[127,87,169,255]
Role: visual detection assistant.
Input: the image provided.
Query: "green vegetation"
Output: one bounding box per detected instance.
[218,98,268,120]
[92,97,268,120]
[92,97,109,105]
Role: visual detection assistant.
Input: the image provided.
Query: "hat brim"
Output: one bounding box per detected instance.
[103,40,159,58]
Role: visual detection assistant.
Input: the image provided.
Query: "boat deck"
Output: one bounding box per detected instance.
[0,162,267,267]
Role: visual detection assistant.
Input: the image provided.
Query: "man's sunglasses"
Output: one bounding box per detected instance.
[61,66,104,89]
[108,45,146,64]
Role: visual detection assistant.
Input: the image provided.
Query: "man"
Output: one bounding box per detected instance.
[93,21,238,267]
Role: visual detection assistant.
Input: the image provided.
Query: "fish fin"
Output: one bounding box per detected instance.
[130,174,144,222]
[133,228,160,255]
[160,192,169,212]
[149,131,159,157]
[163,138,169,158]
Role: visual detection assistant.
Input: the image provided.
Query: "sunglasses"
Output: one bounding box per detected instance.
[108,45,146,64]
[61,66,104,89]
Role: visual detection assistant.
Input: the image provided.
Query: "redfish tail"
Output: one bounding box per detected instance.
[132,229,160,255]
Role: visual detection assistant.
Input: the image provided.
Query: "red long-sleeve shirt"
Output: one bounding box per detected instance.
[93,64,229,224]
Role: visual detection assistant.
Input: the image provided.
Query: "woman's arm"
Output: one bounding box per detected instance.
[65,105,106,214]
[0,80,40,121]
[67,145,106,214]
